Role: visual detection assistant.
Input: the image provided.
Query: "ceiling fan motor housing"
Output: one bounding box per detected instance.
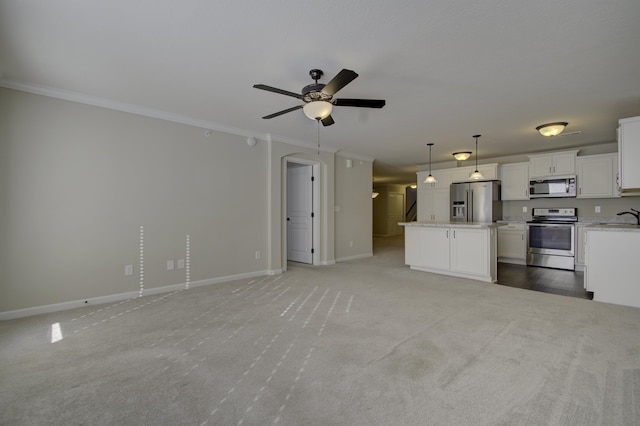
[302,83,331,103]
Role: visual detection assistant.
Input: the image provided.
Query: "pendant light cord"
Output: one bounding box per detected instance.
[317,119,320,156]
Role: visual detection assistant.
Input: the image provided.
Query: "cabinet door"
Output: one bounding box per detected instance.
[478,164,498,180]
[575,225,587,265]
[404,227,424,266]
[451,167,472,182]
[450,228,488,275]
[552,152,576,175]
[432,188,450,222]
[417,189,433,222]
[418,169,452,189]
[500,163,529,200]
[529,155,553,177]
[422,227,451,270]
[529,151,577,177]
[619,117,640,190]
[431,169,453,189]
[577,154,615,198]
[498,229,526,259]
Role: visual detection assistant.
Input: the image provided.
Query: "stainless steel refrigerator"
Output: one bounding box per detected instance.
[450,180,502,222]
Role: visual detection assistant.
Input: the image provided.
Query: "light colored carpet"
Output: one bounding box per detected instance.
[2,236,640,425]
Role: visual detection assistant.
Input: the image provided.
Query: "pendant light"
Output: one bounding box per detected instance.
[469,134,484,180]
[424,143,437,184]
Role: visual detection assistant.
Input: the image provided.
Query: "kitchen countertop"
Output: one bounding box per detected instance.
[584,223,640,232]
[399,221,505,229]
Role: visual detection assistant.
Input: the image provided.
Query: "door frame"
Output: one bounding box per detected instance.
[283,157,321,270]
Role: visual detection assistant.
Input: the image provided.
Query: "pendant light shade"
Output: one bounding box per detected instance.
[536,122,568,137]
[469,134,484,180]
[303,101,333,120]
[424,143,437,184]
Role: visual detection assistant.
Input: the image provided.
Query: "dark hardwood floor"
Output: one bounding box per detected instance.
[496,263,593,300]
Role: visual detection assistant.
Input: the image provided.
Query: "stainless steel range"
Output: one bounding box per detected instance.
[527,207,577,271]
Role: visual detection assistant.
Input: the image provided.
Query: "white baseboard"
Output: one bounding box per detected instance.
[0,269,281,321]
[336,253,373,263]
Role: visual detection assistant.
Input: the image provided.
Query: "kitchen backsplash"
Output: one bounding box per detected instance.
[502,197,640,224]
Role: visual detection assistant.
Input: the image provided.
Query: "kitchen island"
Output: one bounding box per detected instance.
[399,221,503,283]
[584,224,640,308]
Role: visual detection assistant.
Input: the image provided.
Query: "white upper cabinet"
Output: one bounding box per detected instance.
[576,153,619,198]
[528,150,578,177]
[618,116,640,191]
[451,163,499,182]
[500,162,529,200]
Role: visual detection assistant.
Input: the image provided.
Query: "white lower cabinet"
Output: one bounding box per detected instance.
[405,226,450,270]
[450,228,489,276]
[402,224,498,282]
[585,229,640,308]
[497,223,526,264]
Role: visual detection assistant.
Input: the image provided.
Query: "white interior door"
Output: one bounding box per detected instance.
[287,164,313,264]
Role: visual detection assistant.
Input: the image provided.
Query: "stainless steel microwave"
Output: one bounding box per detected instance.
[529,176,577,198]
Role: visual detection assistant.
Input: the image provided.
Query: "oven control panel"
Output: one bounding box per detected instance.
[532,208,576,217]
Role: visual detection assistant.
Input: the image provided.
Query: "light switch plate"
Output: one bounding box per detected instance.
[167,260,175,270]
[177,259,185,269]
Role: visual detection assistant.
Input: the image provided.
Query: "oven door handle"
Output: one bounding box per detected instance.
[528,223,574,227]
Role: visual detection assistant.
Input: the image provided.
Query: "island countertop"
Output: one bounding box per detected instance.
[399,221,505,229]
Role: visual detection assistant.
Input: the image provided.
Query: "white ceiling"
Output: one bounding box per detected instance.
[1,1,639,184]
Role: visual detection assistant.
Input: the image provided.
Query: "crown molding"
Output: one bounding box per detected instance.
[0,79,351,156]
[335,150,375,162]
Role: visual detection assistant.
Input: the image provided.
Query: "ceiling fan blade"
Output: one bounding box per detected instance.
[253,84,303,99]
[322,69,359,96]
[334,98,386,108]
[321,115,335,127]
[262,105,303,119]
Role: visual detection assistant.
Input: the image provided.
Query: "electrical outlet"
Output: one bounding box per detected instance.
[255,250,261,259]
[177,259,185,269]
[349,240,354,247]
[522,206,528,213]
[124,265,134,276]
[167,260,175,271]
[595,206,601,213]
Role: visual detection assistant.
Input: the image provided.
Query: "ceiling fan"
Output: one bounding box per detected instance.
[253,69,386,126]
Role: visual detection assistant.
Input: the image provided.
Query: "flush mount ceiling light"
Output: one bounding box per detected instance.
[424,143,437,184]
[303,101,333,120]
[452,151,472,161]
[469,134,484,180]
[536,122,568,137]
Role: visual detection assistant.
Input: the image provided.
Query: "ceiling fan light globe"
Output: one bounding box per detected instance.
[303,101,333,120]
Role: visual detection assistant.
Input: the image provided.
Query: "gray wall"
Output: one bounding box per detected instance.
[335,155,373,260]
[0,87,373,314]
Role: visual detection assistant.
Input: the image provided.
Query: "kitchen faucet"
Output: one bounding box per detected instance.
[617,208,640,225]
